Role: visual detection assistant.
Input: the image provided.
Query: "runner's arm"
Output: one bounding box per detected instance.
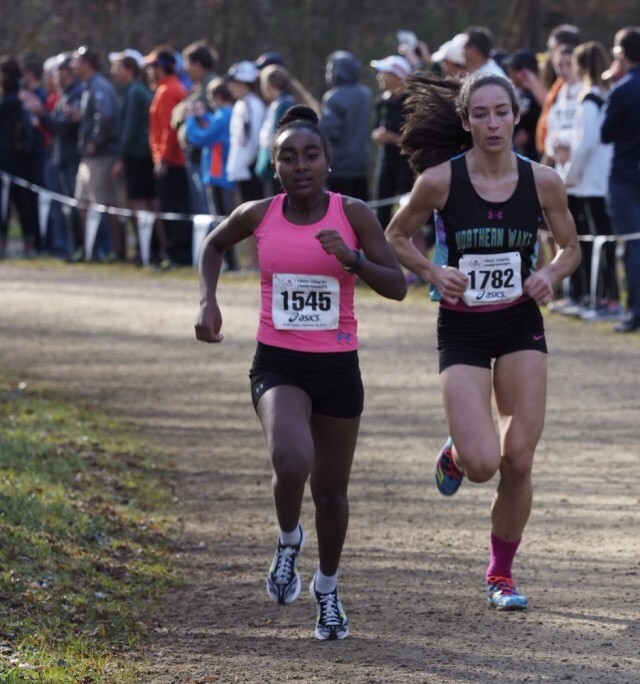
[327,198,407,300]
[386,165,468,304]
[195,201,266,343]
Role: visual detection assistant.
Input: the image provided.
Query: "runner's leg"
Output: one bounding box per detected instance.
[256,385,313,532]
[491,349,547,541]
[441,364,500,483]
[310,414,359,576]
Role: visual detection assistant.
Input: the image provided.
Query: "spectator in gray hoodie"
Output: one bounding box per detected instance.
[320,51,372,202]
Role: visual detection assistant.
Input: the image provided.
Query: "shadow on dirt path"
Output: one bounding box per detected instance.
[1,263,638,683]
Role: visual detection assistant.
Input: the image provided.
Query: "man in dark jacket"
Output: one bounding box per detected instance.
[0,56,37,257]
[71,45,123,261]
[319,51,372,202]
[601,26,640,333]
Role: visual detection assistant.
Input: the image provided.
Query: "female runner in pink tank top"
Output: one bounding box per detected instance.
[195,105,406,640]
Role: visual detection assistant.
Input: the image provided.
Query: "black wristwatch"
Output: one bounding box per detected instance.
[343,250,365,274]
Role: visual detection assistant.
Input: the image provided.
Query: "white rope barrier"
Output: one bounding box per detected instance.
[0,171,408,266]
[0,171,227,266]
[2,170,639,296]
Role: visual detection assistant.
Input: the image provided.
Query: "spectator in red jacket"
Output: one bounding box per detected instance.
[145,47,192,267]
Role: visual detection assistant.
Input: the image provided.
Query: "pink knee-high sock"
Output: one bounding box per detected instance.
[486,532,521,579]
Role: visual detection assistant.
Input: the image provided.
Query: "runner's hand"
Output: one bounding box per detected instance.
[524,272,553,305]
[433,266,468,306]
[314,229,354,267]
[195,303,224,343]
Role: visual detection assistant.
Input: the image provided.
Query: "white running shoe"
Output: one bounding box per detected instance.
[266,525,306,605]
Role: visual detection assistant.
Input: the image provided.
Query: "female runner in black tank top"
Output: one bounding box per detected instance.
[387,72,580,610]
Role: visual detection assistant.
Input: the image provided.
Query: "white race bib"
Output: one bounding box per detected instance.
[458,252,522,307]
[272,273,340,330]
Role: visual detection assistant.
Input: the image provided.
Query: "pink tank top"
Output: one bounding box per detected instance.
[254,192,359,352]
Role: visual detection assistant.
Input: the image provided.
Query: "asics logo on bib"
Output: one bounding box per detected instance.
[288,312,321,323]
[475,290,506,301]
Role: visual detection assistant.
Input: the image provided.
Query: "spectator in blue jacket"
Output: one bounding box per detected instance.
[184,78,237,270]
[601,26,640,333]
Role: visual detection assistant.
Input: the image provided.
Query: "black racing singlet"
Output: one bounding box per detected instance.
[433,152,543,309]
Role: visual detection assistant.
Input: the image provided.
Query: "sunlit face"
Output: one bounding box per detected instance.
[187,58,205,83]
[110,59,127,85]
[260,77,279,103]
[376,71,401,92]
[227,79,249,101]
[465,84,518,152]
[274,128,329,197]
[553,51,576,84]
[463,44,482,71]
[73,56,90,81]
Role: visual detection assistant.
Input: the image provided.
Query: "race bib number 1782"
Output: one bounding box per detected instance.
[458,252,522,306]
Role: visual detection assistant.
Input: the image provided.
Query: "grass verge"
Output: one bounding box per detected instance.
[0,373,179,683]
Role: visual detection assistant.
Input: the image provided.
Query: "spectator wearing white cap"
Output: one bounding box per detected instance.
[370,55,414,229]
[108,48,145,69]
[226,60,266,269]
[226,61,266,201]
[431,34,468,77]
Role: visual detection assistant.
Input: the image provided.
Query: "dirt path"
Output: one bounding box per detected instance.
[1,262,639,684]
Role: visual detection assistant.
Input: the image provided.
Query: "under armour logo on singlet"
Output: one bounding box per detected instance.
[337,331,352,342]
[487,210,504,220]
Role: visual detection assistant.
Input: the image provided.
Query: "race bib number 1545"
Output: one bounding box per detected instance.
[272,273,340,330]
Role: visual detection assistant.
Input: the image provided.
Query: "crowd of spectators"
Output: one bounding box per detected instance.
[0,24,638,330]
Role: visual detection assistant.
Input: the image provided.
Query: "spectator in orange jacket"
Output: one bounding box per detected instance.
[145,47,192,266]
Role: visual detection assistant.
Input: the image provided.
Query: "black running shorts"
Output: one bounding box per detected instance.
[437,298,547,372]
[249,342,364,418]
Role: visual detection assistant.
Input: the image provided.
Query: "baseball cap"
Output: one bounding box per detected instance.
[255,51,286,69]
[143,49,176,69]
[109,48,145,68]
[227,60,259,83]
[431,33,467,66]
[369,55,412,79]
